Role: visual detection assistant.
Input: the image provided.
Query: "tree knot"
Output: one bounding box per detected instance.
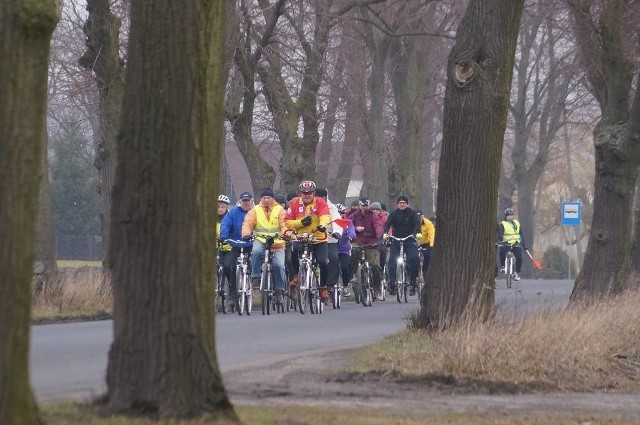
[453,60,478,87]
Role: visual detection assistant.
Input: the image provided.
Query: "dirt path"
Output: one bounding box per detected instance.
[224,349,640,420]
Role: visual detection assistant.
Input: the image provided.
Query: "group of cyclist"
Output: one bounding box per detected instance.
[216,179,438,309]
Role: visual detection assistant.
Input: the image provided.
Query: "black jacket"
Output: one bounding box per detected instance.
[383,207,420,238]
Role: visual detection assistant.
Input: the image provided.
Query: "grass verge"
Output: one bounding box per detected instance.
[351,288,640,392]
[42,402,639,425]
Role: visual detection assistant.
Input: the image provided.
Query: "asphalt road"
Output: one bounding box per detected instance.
[30,279,574,403]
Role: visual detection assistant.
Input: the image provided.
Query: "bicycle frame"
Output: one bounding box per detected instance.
[294,233,322,314]
[224,238,253,316]
[388,235,415,303]
[354,244,376,307]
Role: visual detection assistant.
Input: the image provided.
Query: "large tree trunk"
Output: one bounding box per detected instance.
[78,0,125,266]
[106,0,237,419]
[0,0,59,424]
[568,0,640,301]
[419,0,524,329]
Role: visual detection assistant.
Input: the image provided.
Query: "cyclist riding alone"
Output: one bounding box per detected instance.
[241,188,288,303]
[497,207,527,281]
[347,197,384,300]
[384,195,421,296]
[219,191,254,305]
[285,180,331,302]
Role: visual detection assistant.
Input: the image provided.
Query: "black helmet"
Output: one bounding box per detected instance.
[504,208,514,216]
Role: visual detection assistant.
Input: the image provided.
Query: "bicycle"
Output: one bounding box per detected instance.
[417,245,432,302]
[224,238,253,316]
[256,233,286,315]
[387,234,417,304]
[498,242,520,289]
[330,274,343,309]
[293,232,324,315]
[216,244,230,314]
[353,244,379,307]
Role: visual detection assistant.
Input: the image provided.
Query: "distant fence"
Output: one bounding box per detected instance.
[55,234,104,261]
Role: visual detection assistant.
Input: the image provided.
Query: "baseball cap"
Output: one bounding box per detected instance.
[359,197,369,206]
[239,192,253,200]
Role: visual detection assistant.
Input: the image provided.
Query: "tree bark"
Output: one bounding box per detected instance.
[78,0,125,266]
[360,6,391,204]
[388,35,423,203]
[568,0,640,301]
[106,0,238,419]
[0,0,60,423]
[257,0,333,193]
[419,0,525,329]
[34,135,59,293]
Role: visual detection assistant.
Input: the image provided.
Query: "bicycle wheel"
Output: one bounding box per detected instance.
[333,281,341,309]
[506,257,513,289]
[236,270,246,316]
[309,274,319,314]
[261,266,270,315]
[216,269,227,314]
[246,283,253,315]
[297,267,309,314]
[402,269,409,303]
[361,268,371,307]
[417,276,423,302]
[396,263,405,303]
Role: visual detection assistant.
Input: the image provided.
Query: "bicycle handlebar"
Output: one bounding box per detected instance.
[222,238,253,249]
[387,234,416,241]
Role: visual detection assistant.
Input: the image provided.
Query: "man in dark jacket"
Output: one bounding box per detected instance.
[384,195,421,295]
[347,197,384,299]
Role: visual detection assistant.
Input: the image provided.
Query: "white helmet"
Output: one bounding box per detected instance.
[218,194,230,204]
[335,203,346,213]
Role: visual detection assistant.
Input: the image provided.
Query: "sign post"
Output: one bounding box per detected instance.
[561,202,581,226]
[561,202,581,279]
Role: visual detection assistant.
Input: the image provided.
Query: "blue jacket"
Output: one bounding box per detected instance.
[338,221,356,255]
[220,206,251,249]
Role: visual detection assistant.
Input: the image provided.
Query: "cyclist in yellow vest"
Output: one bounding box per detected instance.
[242,188,288,302]
[416,211,435,283]
[497,207,527,281]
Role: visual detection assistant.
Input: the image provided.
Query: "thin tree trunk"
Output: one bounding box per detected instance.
[78,0,125,266]
[419,0,525,329]
[563,109,584,268]
[34,135,59,293]
[0,0,59,424]
[106,0,238,419]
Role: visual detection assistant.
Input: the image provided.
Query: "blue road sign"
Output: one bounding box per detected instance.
[561,202,581,226]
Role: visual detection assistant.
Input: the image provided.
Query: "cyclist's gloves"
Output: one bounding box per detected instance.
[301,215,312,226]
[317,225,326,233]
[415,233,422,240]
[242,234,252,241]
[331,232,341,240]
[382,233,389,241]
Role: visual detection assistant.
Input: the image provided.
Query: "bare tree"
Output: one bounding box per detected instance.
[567,0,640,301]
[0,0,60,423]
[78,0,125,265]
[419,0,525,328]
[506,1,580,276]
[106,0,238,419]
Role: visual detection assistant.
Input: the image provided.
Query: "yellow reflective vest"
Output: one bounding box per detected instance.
[254,204,284,246]
[500,219,521,245]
